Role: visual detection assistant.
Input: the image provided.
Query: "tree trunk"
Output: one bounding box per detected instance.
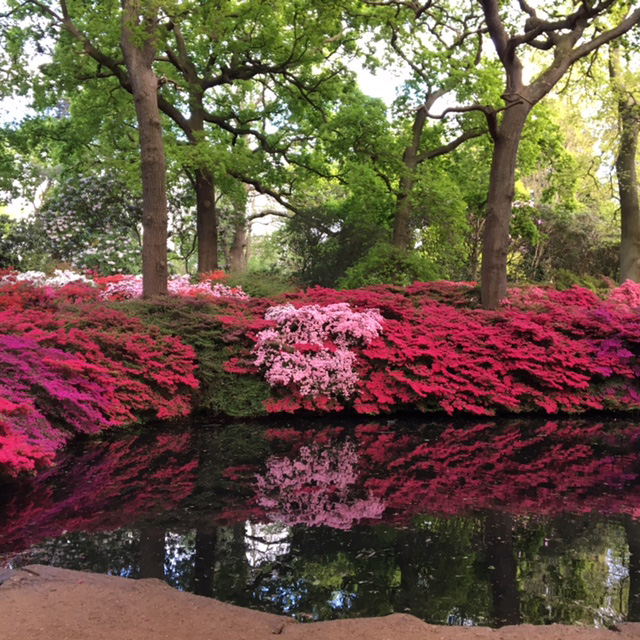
[610,51,640,283]
[195,167,218,273]
[485,511,521,627]
[392,107,427,251]
[229,220,250,274]
[481,104,530,309]
[139,526,165,580]
[120,0,168,297]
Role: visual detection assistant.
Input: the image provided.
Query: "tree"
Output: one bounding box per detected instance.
[368,6,492,251]
[476,0,640,307]
[120,0,169,296]
[368,0,640,305]
[609,42,640,283]
[4,0,360,273]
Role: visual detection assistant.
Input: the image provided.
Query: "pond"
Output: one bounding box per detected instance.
[1,416,640,628]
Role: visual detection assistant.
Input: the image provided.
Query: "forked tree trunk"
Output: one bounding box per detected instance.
[610,49,640,283]
[195,167,218,273]
[481,103,530,309]
[120,0,168,297]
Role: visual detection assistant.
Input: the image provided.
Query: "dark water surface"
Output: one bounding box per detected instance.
[2,416,640,628]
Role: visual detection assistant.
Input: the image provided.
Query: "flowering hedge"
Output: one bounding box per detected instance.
[0,274,199,476]
[4,268,640,477]
[223,280,640,415]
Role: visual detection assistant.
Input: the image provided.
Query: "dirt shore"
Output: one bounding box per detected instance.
[1,565,640,640]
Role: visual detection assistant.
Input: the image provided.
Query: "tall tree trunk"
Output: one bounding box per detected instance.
[195,167,218,273]
[139,526,165,580]
[610,48,640,283]
[392,107,428,251]
[481,104,530,309]
[229,220,249,274]
[626,516,640,621]
[120,0,168,297]
[194,527,217,597]
[485,511,521,627]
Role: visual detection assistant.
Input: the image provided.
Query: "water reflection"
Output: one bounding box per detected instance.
[1,417,639,627]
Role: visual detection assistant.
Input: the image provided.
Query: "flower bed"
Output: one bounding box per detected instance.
[3,268,640,477]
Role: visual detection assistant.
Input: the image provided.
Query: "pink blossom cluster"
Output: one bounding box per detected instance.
[605,279,640,310]
[98,274,248,301]
[253,303,384,398]
[256,441,385,529]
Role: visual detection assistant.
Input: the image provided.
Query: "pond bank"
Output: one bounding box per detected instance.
[2,565,639,640]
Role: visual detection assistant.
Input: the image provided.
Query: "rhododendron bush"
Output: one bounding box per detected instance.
[253,303,383,400]
[96,273,248,301]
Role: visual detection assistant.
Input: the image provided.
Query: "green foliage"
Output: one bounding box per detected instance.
[0,213,17,268]
[282,198,391,287]
[227,271,298,298]
[121,297,270,418]
[338,243,442,289]
[509,205,618,284]
[548,269,612,294]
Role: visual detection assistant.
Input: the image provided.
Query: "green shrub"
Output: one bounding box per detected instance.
[227,271,298,298]
[338,243,443,289]
[121,297,270,418]
[548,269,612,294]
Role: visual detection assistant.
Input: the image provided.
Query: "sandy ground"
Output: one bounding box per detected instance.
[1,565,640,640]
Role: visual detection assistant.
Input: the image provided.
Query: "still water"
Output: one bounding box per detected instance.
[1,416,640,627]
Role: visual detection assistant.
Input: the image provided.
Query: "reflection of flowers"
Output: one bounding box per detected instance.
[256,442,385,530]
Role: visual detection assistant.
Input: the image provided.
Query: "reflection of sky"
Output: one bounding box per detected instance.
[245,522,291,567]
[164,531,195,590]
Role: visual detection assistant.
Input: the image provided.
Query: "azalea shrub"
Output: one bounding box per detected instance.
[96,273,248,301]
[223,280,640,415]
[6,267,640,478]
[0,276,199,476]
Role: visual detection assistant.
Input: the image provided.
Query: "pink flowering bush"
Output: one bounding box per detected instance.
[0,277,199,477]
[253,303,383,399]
[97,274,248,301]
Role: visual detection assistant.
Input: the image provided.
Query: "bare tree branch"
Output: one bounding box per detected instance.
[417,127,486,163]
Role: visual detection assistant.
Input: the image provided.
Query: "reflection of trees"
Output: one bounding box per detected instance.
[626,516,640,622]
[139,527,165,580]
[1,418,640,627]
[516,516,627,626]
[484,512,521,627]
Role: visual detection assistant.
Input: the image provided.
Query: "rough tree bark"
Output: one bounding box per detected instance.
[609,47,640,283]
[120,0,168,297]
[229,221,250,274]
[194,167,218,273]
[481,102,531,306]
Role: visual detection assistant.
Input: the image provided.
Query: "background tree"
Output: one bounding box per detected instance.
[609,41,640,283]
